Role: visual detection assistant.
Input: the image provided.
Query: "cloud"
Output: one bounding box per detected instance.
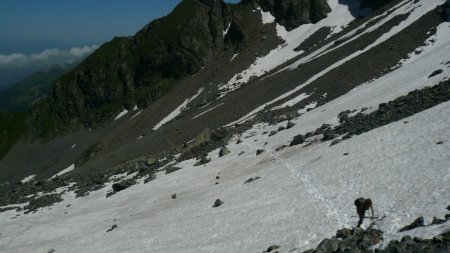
[0,45,99,68]
[0,53,27,66]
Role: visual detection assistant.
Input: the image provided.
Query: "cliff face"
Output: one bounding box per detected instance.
[257,0,331,31]
[24,0,335,133]
[47,0,231,127]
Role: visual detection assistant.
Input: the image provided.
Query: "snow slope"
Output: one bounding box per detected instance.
[233,6,450,123]
[1,86,449,253]
[1,1,449,252]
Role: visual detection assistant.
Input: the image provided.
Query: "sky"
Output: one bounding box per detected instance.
[0,0,240,54]
[0,0,240,88]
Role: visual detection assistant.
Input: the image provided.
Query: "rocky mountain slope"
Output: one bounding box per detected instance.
[0,0,449,252]
[0,66,72,112]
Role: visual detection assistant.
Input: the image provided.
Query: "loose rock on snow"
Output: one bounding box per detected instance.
[256,149,265,155]
[398,216,425,232]
[106,224,118,232]
[212,199,224,208]
[244,177,261,184]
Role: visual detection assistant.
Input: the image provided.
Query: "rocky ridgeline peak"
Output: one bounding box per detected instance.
[257,0,331,31]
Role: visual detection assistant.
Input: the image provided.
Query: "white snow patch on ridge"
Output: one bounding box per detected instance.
[130,110,142,120]
[153,88,204,130]
[230,53,239,62]
[20,175,36,184]
[50,164,75,179]
[272,93,310,110]
[223,23,231,37]
[114,109,129,121]
[260,8,275,24]
[192,103,224,119]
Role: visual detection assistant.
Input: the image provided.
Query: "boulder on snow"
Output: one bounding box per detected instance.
[212,199,224,208]
[112,182,129,192]
[244,177,261,184]
[266,245,280,252]
[171,193,177,199]
[106,224,118,232]
[286,121,295,129]
[431,216,446,225]
[322,129,336,141]
[428,69,443,78]
[275,145,287,151]
[398,217,425,232]
[290,134,305,146]
[194,156,211,166]
[305,228,382,253]
[219,146,230,157]
[165,166,182,175]
[146,157,157,166]
[256,149,265,155]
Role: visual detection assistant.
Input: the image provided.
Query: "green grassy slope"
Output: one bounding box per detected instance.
[0,66,71,112]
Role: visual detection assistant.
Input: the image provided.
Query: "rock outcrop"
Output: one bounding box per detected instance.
[302,227,450,253]
[258,0,331,31]
[47,0,232,127]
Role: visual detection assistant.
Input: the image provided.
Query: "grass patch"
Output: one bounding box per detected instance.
[0,111,29,158]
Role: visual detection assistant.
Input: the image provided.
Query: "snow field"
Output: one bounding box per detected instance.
[1,97,449,252]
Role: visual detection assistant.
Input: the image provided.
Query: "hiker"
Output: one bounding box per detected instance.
[354,198,374,227]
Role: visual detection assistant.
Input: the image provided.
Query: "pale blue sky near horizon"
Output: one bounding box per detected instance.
[0,0,241,54]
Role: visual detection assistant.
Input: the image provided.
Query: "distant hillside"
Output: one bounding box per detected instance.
[0,66,73,112]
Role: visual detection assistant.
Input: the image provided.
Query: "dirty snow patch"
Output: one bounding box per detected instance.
[298,101,318,114]
[50,164,75,179]
[192,103,225,119]
[20,175,36,184]
[272,93,310,110]
[130,110,142,120]
[230,53,239,62]
[114,109,129,121]
[261,9,276,24]
[153,88,204,130]
[223,23,231,37]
